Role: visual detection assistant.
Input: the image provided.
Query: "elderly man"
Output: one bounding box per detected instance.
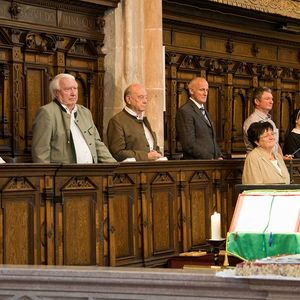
[176,77,222,159]
[32,73,116,163]
[107,83,162,161]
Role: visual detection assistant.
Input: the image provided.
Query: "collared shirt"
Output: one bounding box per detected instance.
[243,108,279,153]
[190,97,203,110]
[190,98,210,124]
[61,104,93,163]
[271,159,282,175]
[124,106,154,150]
[292,128,300,134]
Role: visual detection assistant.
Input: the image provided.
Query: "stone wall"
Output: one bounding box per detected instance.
[103,0,165,152]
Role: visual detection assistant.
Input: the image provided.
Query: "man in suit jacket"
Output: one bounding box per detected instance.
[107,83,162,161]
[32,73,116,164]
[176,77,222,159]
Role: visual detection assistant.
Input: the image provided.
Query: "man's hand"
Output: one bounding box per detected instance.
[148,150,162,160]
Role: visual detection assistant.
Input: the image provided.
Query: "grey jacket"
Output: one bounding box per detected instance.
[176,100,222,159]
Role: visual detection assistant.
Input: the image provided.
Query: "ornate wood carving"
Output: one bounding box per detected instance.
[61,176,97,190]
[8,2,21,18]
[151,172,174,185]
[112,174,135,186]
[0,64,9,142]
[20,32,60,53]
[189,170,210,183]
[0,0,120,159]
[208,0,300,19]
[2,176,35,192]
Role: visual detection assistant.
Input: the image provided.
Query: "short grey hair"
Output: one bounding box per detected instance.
[49,73,76,100]
[253,86,272,106]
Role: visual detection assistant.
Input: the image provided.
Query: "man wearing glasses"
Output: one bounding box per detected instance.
[107,83,162,161]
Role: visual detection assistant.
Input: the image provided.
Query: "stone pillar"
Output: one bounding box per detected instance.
[103,0,164,153]
[143,0,164,153]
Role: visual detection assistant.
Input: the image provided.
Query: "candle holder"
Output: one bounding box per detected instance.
[207,238,226,266]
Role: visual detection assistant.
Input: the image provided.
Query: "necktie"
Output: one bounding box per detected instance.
[200,107,210,124]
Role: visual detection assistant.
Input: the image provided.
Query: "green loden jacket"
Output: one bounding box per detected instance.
[32,99,116,164]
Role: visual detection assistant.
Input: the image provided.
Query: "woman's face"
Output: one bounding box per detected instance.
[257,129,275,150]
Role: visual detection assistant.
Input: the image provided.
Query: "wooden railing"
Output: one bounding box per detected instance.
[0,159,298,267]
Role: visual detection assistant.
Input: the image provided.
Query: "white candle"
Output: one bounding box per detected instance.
[211,212,221,240]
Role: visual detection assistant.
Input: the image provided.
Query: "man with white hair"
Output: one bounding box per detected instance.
[32,73,116,164]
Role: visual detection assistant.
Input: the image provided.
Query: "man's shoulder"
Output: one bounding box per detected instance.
[40,101,56,109]
[77,104,91,113]
[37,101,59,115]
[177,100,194,112]
[243,112,258,129]
[112,109,127,117]
[244,111,257,122]
[109,110,129,122]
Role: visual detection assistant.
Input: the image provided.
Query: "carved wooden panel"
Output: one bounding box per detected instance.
[184,170,212,249]
[0,176,40,264]
[54,175,103,266]
[0,0,120,160]
[4,161,300,267]
[63,192,97,265]
[145,171,178,266]
[108,172,141,266]
[0,64,10,153]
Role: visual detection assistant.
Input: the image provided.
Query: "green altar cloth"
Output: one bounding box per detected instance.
[226,232,300,261]
[227,189,300,261]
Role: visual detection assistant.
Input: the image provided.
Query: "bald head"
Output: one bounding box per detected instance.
[188,77,209,105]
[124,83,148,115]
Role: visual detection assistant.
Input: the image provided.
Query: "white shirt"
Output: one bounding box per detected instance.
[190,97,203,110]
[124,106,154,150]
[271,159,282,175]
[62,104,93,164]
[190,98,209,123]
